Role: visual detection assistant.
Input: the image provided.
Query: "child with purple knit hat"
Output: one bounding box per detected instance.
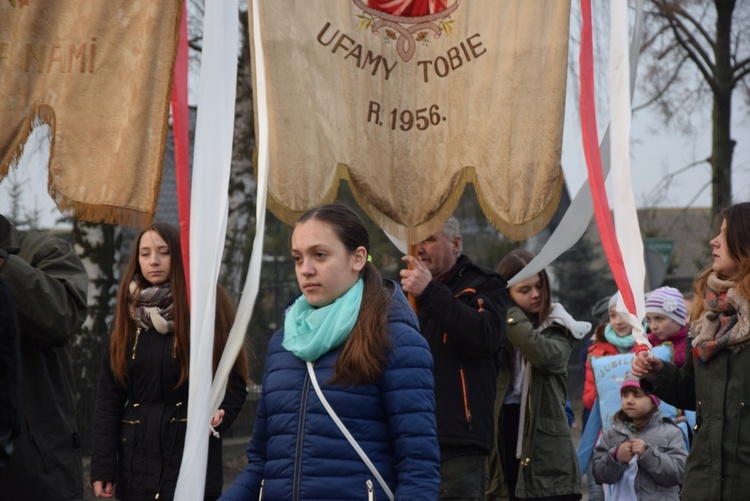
[645,286,689,368]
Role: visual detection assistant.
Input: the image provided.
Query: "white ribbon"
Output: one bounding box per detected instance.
[207,0,272,419]
[174,0,238,498]
[508,0,648,350]
[610,0,648,345]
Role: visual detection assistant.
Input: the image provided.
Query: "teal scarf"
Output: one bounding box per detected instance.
[282,278,364,362]
[603,323,635,352]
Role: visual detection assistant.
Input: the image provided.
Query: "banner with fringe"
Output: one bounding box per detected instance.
[0,0,183,228]
[250,0,570,242]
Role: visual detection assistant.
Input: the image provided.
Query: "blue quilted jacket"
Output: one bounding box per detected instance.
[221,284,440,500]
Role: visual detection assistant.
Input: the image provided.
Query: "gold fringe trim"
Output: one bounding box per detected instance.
[48,189,155,228]
[0,103,158,229]
[475,166,564,242]
[265,162,352,226]
[261,156,564,243]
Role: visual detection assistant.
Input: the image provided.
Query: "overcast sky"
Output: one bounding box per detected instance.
[560,78,750,212]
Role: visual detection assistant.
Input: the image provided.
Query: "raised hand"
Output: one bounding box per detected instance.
[631,351,664,380]
[400,255,432,297]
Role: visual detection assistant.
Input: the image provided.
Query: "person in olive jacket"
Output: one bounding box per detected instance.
[633,202,750,500]
[400,216,508,500]
[0,214,88,501]
[91,222,249,500]
[487,249,587,501]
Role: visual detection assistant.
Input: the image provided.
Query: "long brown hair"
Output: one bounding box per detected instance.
[294,203,391,386]
[692,202,750,320]
[497,248,552,327]
[109,222,248,388]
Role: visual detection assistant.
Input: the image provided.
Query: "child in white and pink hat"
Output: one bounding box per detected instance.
[591,376,687,500]
[645,286,689,368]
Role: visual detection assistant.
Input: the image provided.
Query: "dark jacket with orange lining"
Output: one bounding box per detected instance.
[415,254,508,457]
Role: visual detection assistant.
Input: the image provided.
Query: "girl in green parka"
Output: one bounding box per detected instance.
[487,249,586,501]
[633,201,750,500]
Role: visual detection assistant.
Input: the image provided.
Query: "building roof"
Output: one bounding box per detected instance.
[584,206,714,291]
[154,108,196,227]
[637,207,714,281]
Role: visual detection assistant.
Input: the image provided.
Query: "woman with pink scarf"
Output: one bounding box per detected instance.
[632,202,750,501]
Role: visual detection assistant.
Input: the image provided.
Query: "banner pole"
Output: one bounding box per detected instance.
[408,243,419,313]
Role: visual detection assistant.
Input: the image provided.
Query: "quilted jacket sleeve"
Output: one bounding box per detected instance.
[591,428,628,485]
[220,390,266,501]
[381,325,441,500]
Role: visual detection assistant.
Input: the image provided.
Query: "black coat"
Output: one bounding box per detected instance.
[0,216,88,500]
[0,279,20,471]
[91,328,247,501]
[416,255,508,456]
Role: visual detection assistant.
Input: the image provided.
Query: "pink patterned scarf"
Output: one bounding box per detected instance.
[691,274,750,363]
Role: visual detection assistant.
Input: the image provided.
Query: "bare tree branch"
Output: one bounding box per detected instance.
[643,157,711,206]
[670,1,717,52]
[683,181,712,209]
[663,8,716,73]
[666,15,717,91]
[735,54,750,70]
[731,63,750,88]
[654,38,682,62]
[639,23,673,54]
[633,54,690,112]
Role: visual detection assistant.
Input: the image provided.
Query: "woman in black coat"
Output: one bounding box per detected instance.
[91,222,249,500]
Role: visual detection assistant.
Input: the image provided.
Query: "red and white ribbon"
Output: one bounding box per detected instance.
[175,0,239,498]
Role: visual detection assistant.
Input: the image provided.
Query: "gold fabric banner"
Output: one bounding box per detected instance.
[0,0,182,228]
[250,0,570,242]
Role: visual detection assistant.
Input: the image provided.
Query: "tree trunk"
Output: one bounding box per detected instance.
[71,220,122,454]
[711,0,736,217]
[711,89,734,216]
[221,8,256,299]
[71,221,121,360]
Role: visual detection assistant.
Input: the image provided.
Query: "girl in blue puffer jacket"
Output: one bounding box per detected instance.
[221,203,441,501]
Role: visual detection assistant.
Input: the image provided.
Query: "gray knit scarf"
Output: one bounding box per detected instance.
[129,278,174,334]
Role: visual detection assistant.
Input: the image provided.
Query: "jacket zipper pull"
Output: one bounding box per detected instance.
[367,479,374,501]
[459,366,472,429]
[132,327,142,360]
[259,479,264,500]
